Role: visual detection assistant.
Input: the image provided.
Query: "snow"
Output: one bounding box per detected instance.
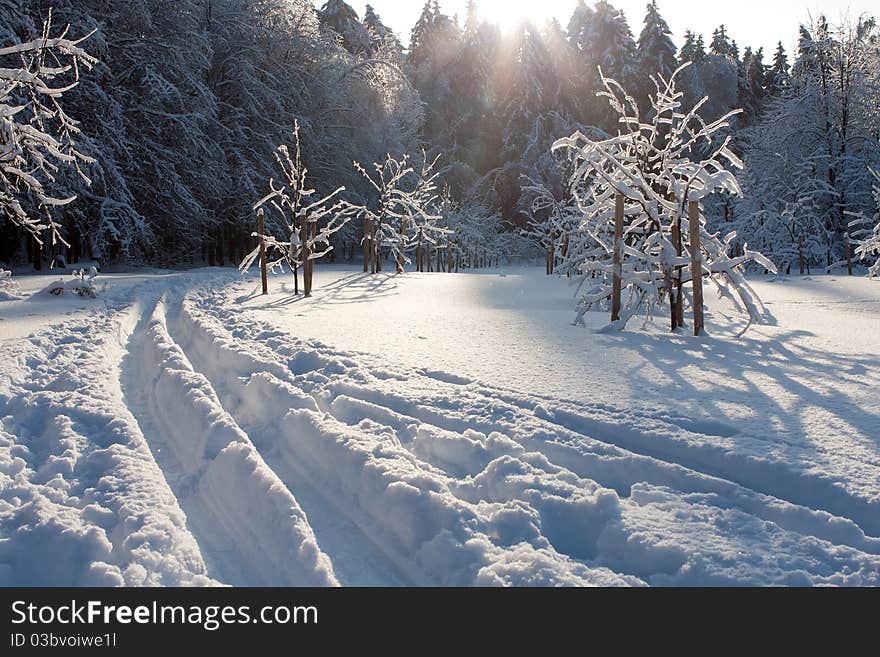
[1,264,879,586]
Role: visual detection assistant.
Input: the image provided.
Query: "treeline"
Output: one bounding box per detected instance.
[0,0,421,267]
[0,0,877,274]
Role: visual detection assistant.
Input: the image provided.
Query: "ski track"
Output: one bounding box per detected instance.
[3,271,880,586]
[178,279,880,585]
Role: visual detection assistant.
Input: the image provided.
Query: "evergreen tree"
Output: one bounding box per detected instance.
[450,0,499,173]
[680,30,697,62]
[406,1,461,151]
[566,0,594,52]
[409,1,435,65]
[710,24,734,58]
[637,1,678,80]
[765,41,791,95]
[318,0,370,55]
[695,34,707,61]
[500,21,558,158]
[568,0,637,129]
[363,4,401,54]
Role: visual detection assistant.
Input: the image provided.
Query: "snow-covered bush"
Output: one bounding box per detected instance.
[522,175,591,276]
[46,266,99,298]
[849,169,880,278]
[551,65,776,334]
[241,121,362,293]
[0,12,96,246]
[0,268,22,300]
[355,151,444,274]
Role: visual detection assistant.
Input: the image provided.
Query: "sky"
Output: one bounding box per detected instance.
[322,0,876,59]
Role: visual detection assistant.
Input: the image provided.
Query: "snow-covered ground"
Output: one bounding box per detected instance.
[1,265,879,586]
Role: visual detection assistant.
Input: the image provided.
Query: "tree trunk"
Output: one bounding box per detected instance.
[257,209,268,295]
[672,218,684,330]
[363,217,370,273]
[689,201,705,337]
[300,213,311,297]
[32,234,42,271]
[846,232,852,276]
[611,193,624,323]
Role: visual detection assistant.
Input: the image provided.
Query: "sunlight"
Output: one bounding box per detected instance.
[477,0,568,29]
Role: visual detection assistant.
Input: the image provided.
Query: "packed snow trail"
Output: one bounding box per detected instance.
[121,293,337,586]
[0,278,215,585]
[2,268,880,586]
[181,277,880,585]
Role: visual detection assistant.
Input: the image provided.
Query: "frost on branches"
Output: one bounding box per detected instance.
[522,175,586,276]
[551,65,776,335]
[240,121,361,294]
[0,14,96,246]
[0,268,22,301]
[45,266,99,298]
[355,151,444,274]
[848,168,880,278]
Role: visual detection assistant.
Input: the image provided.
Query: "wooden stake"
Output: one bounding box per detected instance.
[611,193,624,323]
[299,212,310,297]
[257,208,268,295]
[689,200,704,336]
[307,221,317,294]
[671,217,683,330]
[846,232,852,276]
[363,216,369,273]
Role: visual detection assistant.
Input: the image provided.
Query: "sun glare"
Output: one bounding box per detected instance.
[477,0,564,30]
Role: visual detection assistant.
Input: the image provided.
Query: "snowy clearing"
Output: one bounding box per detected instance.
[1,266,879,586]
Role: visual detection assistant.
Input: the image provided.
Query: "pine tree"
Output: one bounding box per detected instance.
[566,0,594,52]
[363,4,400,54]
[501,21,557,158]
[769,41,790,93]
[680,30,697,63]
[695,34,707,61]
[746,47,768,116]
[637,1,678,80]
[568,0,637,129]
[318,0,371,54]
[451,1,498,172]
[543,17,580,118]
[710,25,734,58]
[409,1,435,64]
[406,0,461,150]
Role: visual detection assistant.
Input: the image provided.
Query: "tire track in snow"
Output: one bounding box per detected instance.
[0,299,215,586]
[120,294,338,586]
[165,299,414,586]
[175,296,644,586]
[193,291,880,551]
[324,378,880,541]
[181,288,880,582]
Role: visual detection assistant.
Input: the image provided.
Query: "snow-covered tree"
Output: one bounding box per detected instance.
[637,1,677,82]
[439,194,505,270]
[552,65,776,334]
[363,4,401,55]
[499,21,558,159]
[710,25,735,59]
[849,168,880,277]
[355,151,444,274]
[521,173,584,276]
[569,1,638,130]
[769,42,791,94]
[0,14,96,247]
[318,0,371,55]
[241,121,361,296]
[738,16,880,270]
[0,267,22,300]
